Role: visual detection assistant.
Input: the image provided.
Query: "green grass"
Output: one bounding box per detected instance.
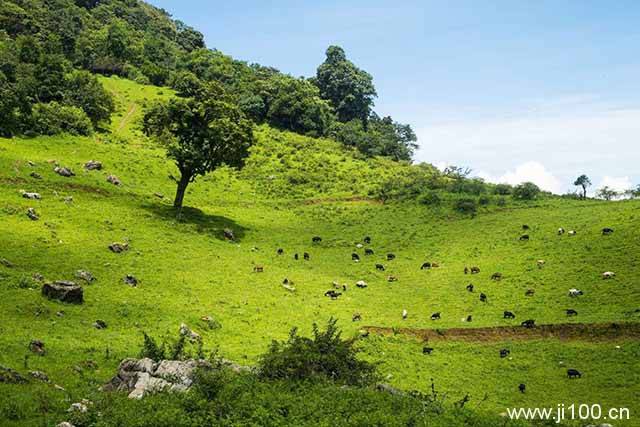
[1,77,639,426]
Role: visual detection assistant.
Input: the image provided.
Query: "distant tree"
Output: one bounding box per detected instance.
[573,174,591,199]
[143,84,254,209]
[493,183,513,195]
[624,185,640,199]
[175,21,205,52]
[596,186,619,201]
[315,45,377,124]
[64,70,115,127]
[512,182,541,200]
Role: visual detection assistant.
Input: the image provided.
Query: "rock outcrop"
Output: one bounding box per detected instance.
[42,281,84,304]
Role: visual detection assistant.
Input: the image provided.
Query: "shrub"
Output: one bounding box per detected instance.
[478,195,490,206]
[493,183,512,195]
[496,197,507,207]
[512,182,541,200]
[29,102,93,136]
[418,191,441,206]
[454,198,477,215]
[258,318,378,386]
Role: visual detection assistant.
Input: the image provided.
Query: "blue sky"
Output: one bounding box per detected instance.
[150,0,640,194]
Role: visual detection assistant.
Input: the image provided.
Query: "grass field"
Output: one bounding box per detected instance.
[1,77,639,426]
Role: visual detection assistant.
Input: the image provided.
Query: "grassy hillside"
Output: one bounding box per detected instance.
[1,77,639,426]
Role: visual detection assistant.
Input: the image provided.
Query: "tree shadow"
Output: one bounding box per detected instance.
[142,203,248,242]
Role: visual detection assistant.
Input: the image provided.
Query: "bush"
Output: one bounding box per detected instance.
[478,195,490,206]
[496,197,507,207]
[454,198,477,215]
[493,183,512,195]
[512,182,541,200]
[418,191,441,206]
[29,102,93,135]
[258,318,378,386]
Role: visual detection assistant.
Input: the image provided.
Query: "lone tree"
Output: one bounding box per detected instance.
[596,186,619,201]
[143,84,254,209]
[573,174,591,199]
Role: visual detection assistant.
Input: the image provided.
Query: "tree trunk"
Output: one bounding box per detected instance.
[582,185,587,199]
[174,173,191,209]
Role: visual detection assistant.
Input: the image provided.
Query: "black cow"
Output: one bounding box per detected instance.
[431,312,441,320]
[277,248,284,255]
[324,290,341,299]
[466,315,473,322]
[387,253,396,261]
[421,262,431,270]
[466,283,474,292]
[352,253,360,262]
[491,272,503,281]
[376,264,385,271]
[464,267,469,274]
[525,289,535,297]
[602,228,614,235]
[522,224,530,230]
[352,313,362,322]
[519,234,530,241]
[312,236,322,243]
[566,309,578,316]
[480,293,487,302]
[303,252,310,261]
[567,369,582,379]
[519,384,526,393]
[521,319,536,328]
[294,253,299,260]
[365,248,374,256]
[500,349,510,358]
[503,311,516,319]
[364,236,371,244]
[422,347,434,355]
[471,266,480,274]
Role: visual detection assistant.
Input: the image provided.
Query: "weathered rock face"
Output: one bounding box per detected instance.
[54,166,75,177]
[84,160,103,171]
[103,358,211,399]
[109,242,128,253]
[42,281,84,304]
[106,175,121,186]
[0,365,27,383]
[75,270,95,283]
[21,191,41,200]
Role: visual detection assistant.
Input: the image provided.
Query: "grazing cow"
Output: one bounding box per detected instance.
[352,313,362,322]
[402,309,408,320]
[470,266,480,274]
[304,252,310,261]
[332,281,341,289]
[522,224,530,230]
[558,227,566,235]
[223,228,235,241]
[464,267,469,274]
[277,248,284,255]
[324,290,341,300]
[602,271,615,279]
[567,369,582,379]
[365,248,374,256]
[466,283,474,292]
[525,289,535,297]
[519,234,530,241]
[503,311,516,319]
[376,264,385,271]
[568,288,583,297]
[491,272,503,281]
[431,312,441,320]
[364,236,371,244]
[421,262,432,270]
[283,278,290,285]
[537,260,545,268]
[294,253,299,260]
[312,236,322,243]
[480,293,487,303]
[253,265,264,273]
[387,253,396,261]
[602,228,614,235]
[343,284,347,291]
[356,280,368,289]
[422,347,434,355]
[466,315,473,322]
[521,319,536,328]
[387,275,398,282]
[500,349,510,358]
[519,384,526,393]
[352,253,360,262]
[566,309,578,316]
[568,230,577,236]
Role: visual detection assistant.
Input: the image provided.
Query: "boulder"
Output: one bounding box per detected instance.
[26,208,39,221]
[0,258,14,268]
[84,160,103,171]
[54,167,75,177]
[223,228,236,241]
[107,175,121,186]
[75,270,95,283]
[42,281,84,304]
[123,275,138,287]
[179,323,201,342]
[109,242,129,253]
[29,370,49,382]
[29,340,45,355]
[0,365,27,383]
[30,172,42,180]
[93,320,107,330]
[21,191,41,200]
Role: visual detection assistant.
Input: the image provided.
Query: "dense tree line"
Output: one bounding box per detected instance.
[0,0,417,160]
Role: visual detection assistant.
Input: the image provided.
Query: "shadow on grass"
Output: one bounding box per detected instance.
[142,203,248,242]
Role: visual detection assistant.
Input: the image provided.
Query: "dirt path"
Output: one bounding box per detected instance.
[117,104,137,133]
[363,322,640,342]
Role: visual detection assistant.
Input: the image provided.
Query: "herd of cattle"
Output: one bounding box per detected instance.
[253,224,618,387]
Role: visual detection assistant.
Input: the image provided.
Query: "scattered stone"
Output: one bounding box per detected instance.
[57,422,75,427]
[54,384,66,391]
[109,242,129,253]
[104,358,212,399]
[67,399,92,413]
[28,161,35,167]
[30,172,42,180]
[63,196,73,204]
[29,370,49,382]
[107,175,121,186]
[56,311,64,317]
[223,228,235,241]
[33,273,44,282]
[153,192,164,199]
[356,280,368,288]
[54,166,75,177]
[179,323,201,342]
[21,191,41,200]
[29,340,46,356]
[0,365,27,383]
[93,320,107,330]
[123,275,138,287]
[42,281,84,304]
[26,207,39,221]
[84,160,103,171]
[1,258,14,268]
[75,270,95,283]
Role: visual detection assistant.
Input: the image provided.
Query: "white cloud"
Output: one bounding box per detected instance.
[477,161,562,193]
[597,176,633,193]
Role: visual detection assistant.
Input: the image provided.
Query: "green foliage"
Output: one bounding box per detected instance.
[29,102,93,136]
[418,191,441,206]
[64,70,115,127]
[493,183,513,195]
[573,174,592,199]
[454,198,478,215]
[512,182,541,200]
[258,318,378,386]
[596,186,619,201]
[140,332,167,362]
